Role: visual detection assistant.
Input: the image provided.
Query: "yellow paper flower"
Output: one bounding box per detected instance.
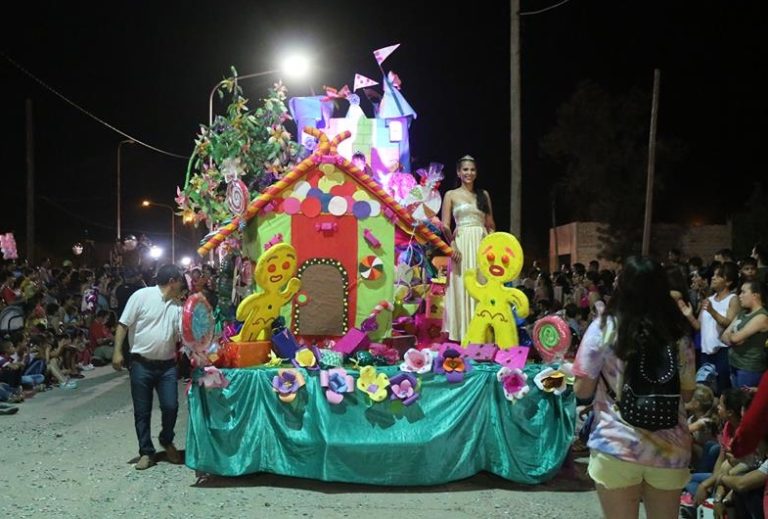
[295,348,318,369]
[356,366,390,402]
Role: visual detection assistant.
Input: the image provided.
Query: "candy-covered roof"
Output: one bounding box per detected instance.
[197,128,451,257]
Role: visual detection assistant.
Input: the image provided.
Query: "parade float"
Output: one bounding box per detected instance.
[178,47,576,485]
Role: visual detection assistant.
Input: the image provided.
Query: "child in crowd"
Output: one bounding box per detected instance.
[45,334,77,389]
[686,384,720,472]
[692,389,760,512]
[0,340,24,402]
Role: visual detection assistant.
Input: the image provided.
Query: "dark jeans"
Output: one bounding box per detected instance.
[129,357,178,457]
[685,472,711,497]
[732,367,764,389]
[24,358,46,377]
[701,348,731,395]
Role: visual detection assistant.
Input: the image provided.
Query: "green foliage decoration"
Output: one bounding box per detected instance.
[177,68,301,230]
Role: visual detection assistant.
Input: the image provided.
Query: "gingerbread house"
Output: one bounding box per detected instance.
[198,128,450,341]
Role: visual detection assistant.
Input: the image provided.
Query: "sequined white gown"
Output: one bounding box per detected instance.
[443,202,487,342]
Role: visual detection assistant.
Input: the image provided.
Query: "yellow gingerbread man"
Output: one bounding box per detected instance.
[231,243,301,343]
[461,232,529,349]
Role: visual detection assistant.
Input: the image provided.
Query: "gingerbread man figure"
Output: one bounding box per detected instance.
[461,232,529,349]
[231,243,301,343]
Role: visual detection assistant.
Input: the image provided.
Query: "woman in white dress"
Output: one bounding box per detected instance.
[441,155,496,342]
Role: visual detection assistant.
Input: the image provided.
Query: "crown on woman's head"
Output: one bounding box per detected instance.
[457,154,476,163]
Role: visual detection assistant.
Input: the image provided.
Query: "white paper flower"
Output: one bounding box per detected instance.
[533,367,568,395]
[220,157,244,183]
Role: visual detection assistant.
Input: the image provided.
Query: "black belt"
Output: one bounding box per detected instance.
[130,353,176,365]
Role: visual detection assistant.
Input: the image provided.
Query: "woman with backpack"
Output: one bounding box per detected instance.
[573,256,696,519]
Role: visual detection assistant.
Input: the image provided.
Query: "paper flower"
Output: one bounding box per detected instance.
[533,367,568,395]
[272,369,306,403]
[369,343,400,365]
[356,365,390,402]
[388,372,420,406]
[175,186,189,209]
[292,346,321,370]
[265,350,286,368]
[320,368,355,405]
[198,366,229,390]
[434,348,472,383]
[400,348,434,374]
[497,367,529,402]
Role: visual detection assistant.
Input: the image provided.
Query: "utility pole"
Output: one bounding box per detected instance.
[26,99,35,264]
[641,69,661,256]
[510,0,522,238]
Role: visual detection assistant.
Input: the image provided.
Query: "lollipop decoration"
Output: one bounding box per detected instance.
[226,179,249,216]
[532,315,572,364]
[358,255,384,280]
[181,293,215,363]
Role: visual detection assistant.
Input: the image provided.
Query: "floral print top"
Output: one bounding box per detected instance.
[573,318,696,468]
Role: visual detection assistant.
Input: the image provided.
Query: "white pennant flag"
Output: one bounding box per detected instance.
[373,43,400,65]
[353,73,379,91]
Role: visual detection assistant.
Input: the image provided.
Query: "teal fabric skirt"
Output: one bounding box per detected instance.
[186,363,575,485]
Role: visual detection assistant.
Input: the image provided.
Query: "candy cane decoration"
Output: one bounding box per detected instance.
[360,300,395,332]
[197,128,452,256]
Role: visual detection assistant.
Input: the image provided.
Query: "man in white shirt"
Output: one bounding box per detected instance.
[112,265,185,470]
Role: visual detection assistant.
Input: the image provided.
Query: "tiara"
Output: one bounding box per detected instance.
[457,154,475,162]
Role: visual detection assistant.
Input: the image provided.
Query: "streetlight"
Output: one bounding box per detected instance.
[141,200,176,264]
[117,139,135,240]
[208,53,312,126]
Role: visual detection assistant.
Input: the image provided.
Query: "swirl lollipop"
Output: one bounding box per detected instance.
[532,315,572,364]
[226,179,249,216]
[181,293,215,355]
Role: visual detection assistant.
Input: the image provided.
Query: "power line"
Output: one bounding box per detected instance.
[38,196,195,242]
[520,0,573,16]
[1,51,189,160]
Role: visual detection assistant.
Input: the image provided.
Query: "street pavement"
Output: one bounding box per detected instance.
[1,365,608,518]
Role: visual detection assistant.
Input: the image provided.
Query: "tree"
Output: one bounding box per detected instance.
[541,80,682,259]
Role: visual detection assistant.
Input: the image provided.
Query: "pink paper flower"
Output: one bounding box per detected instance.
[496,367,529,402]
[400,348,434,374]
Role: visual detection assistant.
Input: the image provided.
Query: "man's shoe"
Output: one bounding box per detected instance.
[135,455,155,470]
[163,443,182,464]
[0,405,19,415]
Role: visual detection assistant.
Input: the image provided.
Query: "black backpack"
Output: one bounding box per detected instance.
[601,323,681,431]
[0,304,24,334]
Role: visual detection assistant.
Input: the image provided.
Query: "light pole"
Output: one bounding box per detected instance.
[141,200,176,264]
[208,53,312,126]
[208,70,277,127]
[117,139,135,240]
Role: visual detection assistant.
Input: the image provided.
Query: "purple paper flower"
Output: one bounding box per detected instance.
[388,372,420,406]
[319,368,355,405]
[272,368,306,403]
[273,371,299,394]
[328,372,349,393]
[433,348,472,383]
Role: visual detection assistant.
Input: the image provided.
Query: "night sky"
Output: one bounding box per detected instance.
[1,1,766,262]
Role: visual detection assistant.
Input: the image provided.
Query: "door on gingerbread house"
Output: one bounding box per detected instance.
[292,259,350,336]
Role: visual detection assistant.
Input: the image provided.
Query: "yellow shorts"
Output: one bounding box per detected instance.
[588,451,691,491]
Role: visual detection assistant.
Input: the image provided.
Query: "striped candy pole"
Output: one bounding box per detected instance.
[361,300,395,332]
